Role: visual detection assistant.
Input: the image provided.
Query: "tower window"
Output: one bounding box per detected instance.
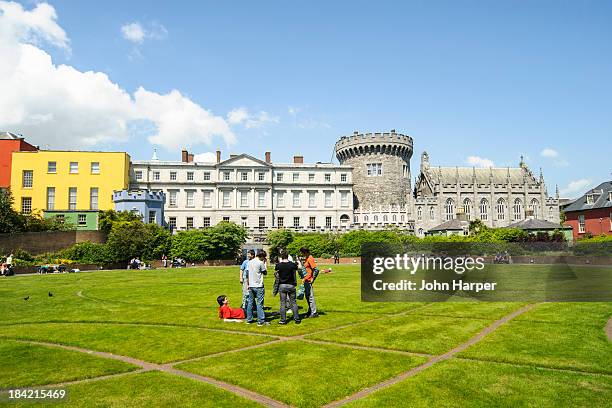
[366,163,383,176]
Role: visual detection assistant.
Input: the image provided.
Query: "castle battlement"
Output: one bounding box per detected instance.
[335,130,413,150]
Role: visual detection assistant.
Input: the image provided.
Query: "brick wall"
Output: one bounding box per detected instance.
[0,231,107,255]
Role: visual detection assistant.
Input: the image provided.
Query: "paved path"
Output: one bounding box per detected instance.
[322,303,537,408]
[606,317,612,342]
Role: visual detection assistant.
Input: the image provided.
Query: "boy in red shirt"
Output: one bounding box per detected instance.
[217,295,246,320]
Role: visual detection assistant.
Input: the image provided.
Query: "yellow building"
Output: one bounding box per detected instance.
[10,150,130,228]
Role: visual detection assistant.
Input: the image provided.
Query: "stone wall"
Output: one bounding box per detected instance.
[0,231,107,255]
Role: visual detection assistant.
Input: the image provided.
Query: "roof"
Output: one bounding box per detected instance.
[428,218,470,232]
[563,181,612,212]
[425,166,538,185]
[506,218,569,230]
[0,131,22,140]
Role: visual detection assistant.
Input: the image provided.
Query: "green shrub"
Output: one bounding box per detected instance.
[266,228,295,259]
[59,242,109,264]
[170,222,247,261]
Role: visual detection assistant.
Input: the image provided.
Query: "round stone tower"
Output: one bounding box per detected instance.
[335,130,413,209]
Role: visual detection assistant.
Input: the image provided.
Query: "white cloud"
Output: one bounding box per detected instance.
[121,22,145,44]
[227,107,279,129]
[560,179,593,198]
[121,21,167,45]
[540,148,559,158]
[466,156,494,168]
[0,1,234,151]
[288,106,300,116]
[193,152,217,163]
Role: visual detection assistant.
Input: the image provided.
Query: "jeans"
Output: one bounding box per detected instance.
[304,281,317,315]
[241,279,249,309]
[246,286,266,324]
[279,284,299,322]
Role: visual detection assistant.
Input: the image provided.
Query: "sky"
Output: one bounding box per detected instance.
[1,1,611,198]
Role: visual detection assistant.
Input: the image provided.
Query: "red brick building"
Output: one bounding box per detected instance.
[0,132,39,189]
[563,181,612,240]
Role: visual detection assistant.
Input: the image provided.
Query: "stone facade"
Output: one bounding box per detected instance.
[335,130,413,209]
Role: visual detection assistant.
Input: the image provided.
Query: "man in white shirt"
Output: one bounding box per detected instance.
[246,250,269,326]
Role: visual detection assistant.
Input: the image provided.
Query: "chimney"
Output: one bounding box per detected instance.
[216,150,221,163]
[181,148,188,163]
[230,154,237,159]
[293,155,304,164]
[265,151,271,163]
[187,153,194,163]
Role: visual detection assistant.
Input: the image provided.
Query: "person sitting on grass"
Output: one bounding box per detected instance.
[217,295,245,322]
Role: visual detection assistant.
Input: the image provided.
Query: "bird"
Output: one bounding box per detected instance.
[24,296,29,301]
[48,291,53,297]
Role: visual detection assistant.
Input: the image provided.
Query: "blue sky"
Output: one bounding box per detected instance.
[2,1,611,198]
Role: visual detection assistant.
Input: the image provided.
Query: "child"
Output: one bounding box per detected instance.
[217,295,245,321]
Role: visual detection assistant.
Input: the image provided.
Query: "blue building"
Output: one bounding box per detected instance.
[113,190,166,226]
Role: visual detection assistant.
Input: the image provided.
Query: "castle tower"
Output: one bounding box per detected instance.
[335,130,413,209]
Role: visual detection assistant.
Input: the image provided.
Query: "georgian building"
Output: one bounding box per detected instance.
[413,151,561,235]
[129,150,354,233]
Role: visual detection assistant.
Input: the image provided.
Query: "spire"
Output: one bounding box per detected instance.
[472,166,476,181]
[152,148,159,161]
[539,167,544,183]
[555,184,560,199]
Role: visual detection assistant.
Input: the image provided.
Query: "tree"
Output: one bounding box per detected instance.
[0,189,25,233]
[170,222,247,261]
[266,228,295,259]
[98,210,142,234]
[24,210,74,232]
[105,220,154,262]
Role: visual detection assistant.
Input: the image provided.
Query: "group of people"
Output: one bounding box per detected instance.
[161,255,187,268]
[0,253,14,276]
[217,247,318,326]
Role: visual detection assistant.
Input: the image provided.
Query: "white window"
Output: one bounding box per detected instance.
[203,191,212,207]
[223,172,230,181]
[187,172,194,181]
[417,206,422,221]
[480,199,489,221]
[496,199,506,221]
[48,161,56,173]
[324,173,331,182]
[578,214,585,233]
[240,191,249,207]
[430,206,435,221]
[186,191,195,207]
[148,211,156,224]
[326,217,332,228]
[309,217,316,228]
[463,198,472,221]
[259,217,266,228]
[586,195,594,204]
[444,198,455,221]
[90,187,98,210]
[341,191,349,207]
[46,187,55,210]
[186,217,194,229]
[169,191,177,207]
[277,216,284,227]
[276,173,283,182]
[91,162,100,174]
[341,173,347,182]
[78,214,87,226]
[258,172,265,181]
[21,197,32,214]
[293,216,300,228]
[241,172,248,181]
[293,191,300,207]
[203,172,211,181]
[222,191,231,207]
[258,191,266,207]
[153,171,160,181]
[70,162,78,174]
[309,173,315,182]
[169,217,177,229]
[513,198,523,221]
[308,192,316,207]
[609,192,612,202]
[203,217,211,228]
[293,173,299,182]
[170,171,177,181]
[69,187,77,210]
[325,192,332,207]
[22,170,33,188]
[402,165,408,177]
[366,163,382,176]
[135,170,143,180]
[277,191,285,207]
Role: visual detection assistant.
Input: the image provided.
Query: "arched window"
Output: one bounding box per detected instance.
[401,214,405,222]
[548,207,553,220]
[480,199,489,221]
[340,214,350,224]
[513,198,523,221]
[418,228,424,236]
[392,214,397,222]
[374,215,378,222]
[530,199,540,219]
[429,206,435,221]
[354,216,359,223]
[364,215,369,222]
[496,198,506,221]
[463,198,472,221]
[445,199,455,221]
[417,206,422,221]
[383,215,388,222]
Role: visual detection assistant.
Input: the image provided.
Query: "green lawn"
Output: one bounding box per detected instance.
[0,264,610,407]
